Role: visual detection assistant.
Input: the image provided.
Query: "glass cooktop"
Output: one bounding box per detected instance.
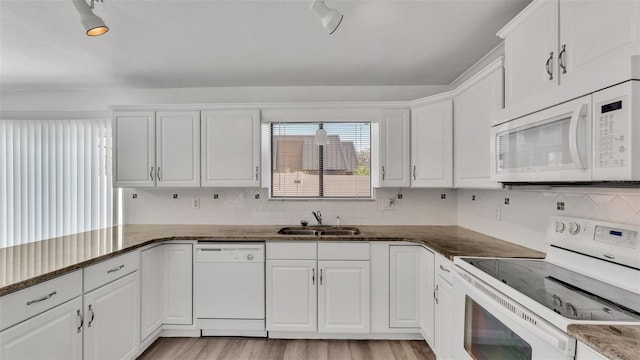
[461,258,640,322]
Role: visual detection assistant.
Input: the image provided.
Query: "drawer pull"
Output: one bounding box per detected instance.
[439,264,450,273]
[26,291,57,305]
[88,304,95,327]
[76,309,84,333]
[107,264,125,274]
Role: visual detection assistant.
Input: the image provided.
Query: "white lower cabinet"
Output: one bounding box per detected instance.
[83,271,140,360]
[434,255,454,359]
[140,245,163,341]
[162,244,193,325]
[0,297,83,360]
[418,247,435,348]
[389,245,420,328]
[318,260,370,333]
[265,260,317,332]
[576,341,607,360]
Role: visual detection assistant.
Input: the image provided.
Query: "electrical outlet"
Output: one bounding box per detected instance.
[383,199,395,210]
[495,205,502,220]
[192,198,200,209]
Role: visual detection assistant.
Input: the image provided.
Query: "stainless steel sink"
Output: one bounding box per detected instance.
[277,226,360,236]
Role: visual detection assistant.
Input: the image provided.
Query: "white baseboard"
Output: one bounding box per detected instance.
[159,329,201,337]
[267,332,425,340]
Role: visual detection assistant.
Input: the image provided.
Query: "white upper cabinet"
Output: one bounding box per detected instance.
[201,110,261,187]
[379,109,410,187]
[113,111,156,188]
[501,0,558,107]
[156,111,200,187]
[454,60,504,188]
[410,99,453,187]
[499,0,640,118]
[113,110,200,188]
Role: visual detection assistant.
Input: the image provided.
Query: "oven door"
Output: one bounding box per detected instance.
[491,95,591,182]
[452,267,575,360]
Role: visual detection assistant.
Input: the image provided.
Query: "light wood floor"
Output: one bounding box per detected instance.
[137,337,436,360]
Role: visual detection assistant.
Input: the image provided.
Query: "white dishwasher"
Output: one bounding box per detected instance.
[194,242,266,337]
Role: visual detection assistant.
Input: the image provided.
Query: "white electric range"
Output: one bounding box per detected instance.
[451,216,640,359]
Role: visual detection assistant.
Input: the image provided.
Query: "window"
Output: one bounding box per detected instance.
[0,119,116,248]
[271,122,371,198]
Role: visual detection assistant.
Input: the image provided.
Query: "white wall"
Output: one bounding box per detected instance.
[0,85,449,113]
[124,187,458,226]
[457,188,640,252]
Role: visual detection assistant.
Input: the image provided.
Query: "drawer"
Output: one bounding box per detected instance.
[318,242,369,260]
[266,242,316,260]
[84,251,139,293]
[0,270,82,331]
[435,253,453,283]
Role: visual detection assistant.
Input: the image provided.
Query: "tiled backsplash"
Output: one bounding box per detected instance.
[124,187,640,253]
[124,188,458,226]
[457,188,640,252]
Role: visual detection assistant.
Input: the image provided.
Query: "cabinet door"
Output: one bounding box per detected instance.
[162,244,193,325]
[410,100,453,187]
[379,109,410,187]
[559,1,640,89]
[0,297,82,360]
[419,248,435,348]
[318,260,370,333]
[156,111,200,187]
[434,276,453,360]
[389,246,419,328]
[454,66,503,189]
[266,260,317,332]
[113,111,155,187]
[84,272,139,360]
[503,0,558,106]
[201,110,261,187]
[140,245,163,341]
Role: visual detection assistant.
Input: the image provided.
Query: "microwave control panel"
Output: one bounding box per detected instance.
[595,96,629,168]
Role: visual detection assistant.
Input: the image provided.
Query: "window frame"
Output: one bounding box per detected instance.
[269,121,372,200]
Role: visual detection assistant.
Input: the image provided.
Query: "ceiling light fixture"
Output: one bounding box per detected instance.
[315,123,328,146]
[309,0,343,35]
[72,0,109,36]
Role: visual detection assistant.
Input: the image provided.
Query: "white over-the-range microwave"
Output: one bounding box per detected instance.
[491,80,640,183]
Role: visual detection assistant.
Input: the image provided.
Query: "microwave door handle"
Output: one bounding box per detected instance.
[569,103,588,169]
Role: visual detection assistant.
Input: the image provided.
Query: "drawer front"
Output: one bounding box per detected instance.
[266,242,317,260]
[435,253,453,283]
[318,242,370,260]
[0,270,82,331]
[84,251,139,293]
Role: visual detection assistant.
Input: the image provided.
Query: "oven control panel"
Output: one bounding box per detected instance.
[547,216,640,269]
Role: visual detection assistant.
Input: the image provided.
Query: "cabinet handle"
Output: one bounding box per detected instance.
[107,264,125,274]
[312,268,315,285]
[88,304,95,327]
[320,269,323,285]
[413,165,417,180]
[439,264,450,273]
[157,167,161,181]
[255,166,259,181]
[558,44,567,74]
[150,167,154,181]
[382,166,385,180]
[26,291,57,305]
[76,309,84,333]
[434,285,439,304]
[545,52,554,80]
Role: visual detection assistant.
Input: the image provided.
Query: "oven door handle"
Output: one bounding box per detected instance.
[569,103,588,169]
[452,268,574,355]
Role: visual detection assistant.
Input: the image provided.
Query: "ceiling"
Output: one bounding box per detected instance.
[0,0,530,91]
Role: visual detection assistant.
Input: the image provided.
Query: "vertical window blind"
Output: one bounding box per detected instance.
[0,119,115,249]
[271,122,371,198]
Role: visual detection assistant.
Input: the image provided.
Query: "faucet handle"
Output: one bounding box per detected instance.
[301,220,308,227]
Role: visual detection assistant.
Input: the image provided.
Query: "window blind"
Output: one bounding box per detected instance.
[0,119,114,249]
[271,122,371,198]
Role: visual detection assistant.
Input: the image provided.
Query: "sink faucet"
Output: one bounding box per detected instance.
[312,211,322,225]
